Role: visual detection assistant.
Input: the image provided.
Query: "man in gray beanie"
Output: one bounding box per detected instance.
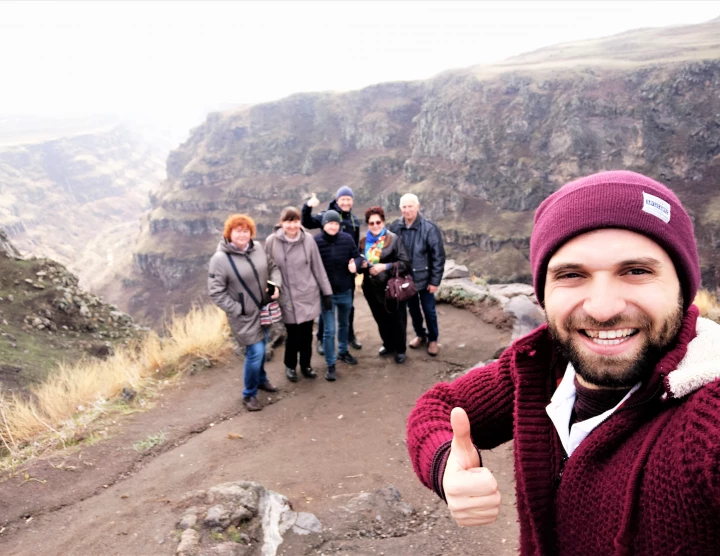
[302,186,362,352]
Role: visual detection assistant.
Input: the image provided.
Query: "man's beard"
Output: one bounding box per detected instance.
[547,305,684,388]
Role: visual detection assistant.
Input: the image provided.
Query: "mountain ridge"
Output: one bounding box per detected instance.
[97,18,720,324]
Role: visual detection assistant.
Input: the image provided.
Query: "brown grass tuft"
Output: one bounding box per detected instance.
[694,289,720,323]
[0,304,230,465]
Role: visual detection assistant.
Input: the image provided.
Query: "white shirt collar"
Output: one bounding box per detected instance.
[545,363,641,457]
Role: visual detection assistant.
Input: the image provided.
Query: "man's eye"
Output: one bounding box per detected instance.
[627,268,650,275]
[557,273,581,280]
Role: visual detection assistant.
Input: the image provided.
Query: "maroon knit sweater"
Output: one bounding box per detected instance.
[407,306,720,555]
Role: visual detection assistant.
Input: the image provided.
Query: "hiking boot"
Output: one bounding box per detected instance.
[325,365,337,381]
[317,342,324,356]
[258,381,279,393]
[301,367,317,379]
[350,338,363,350]
[285,367,298,382]
[409,336,427,349]
[378,346,394,357]
[337,351,358,365]
[427,341,439,356]
[394,353,407,364]
[243,396,262,411]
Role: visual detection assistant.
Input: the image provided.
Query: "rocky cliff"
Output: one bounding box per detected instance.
[124,18,720,323]
[0,122,167,292]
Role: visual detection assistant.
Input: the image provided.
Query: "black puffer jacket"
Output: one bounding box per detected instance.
[389,214,445,290]
[302,199,361,246]
[359,231,411,304]
[314,230,363,294]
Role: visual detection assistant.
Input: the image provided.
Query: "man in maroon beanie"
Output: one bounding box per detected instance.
[407,170,720,555]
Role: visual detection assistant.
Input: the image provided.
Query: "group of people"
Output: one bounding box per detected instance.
[209,170,719,553]
[208,186,445,412]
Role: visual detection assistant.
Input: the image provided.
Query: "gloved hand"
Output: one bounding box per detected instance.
[322,295,333,312]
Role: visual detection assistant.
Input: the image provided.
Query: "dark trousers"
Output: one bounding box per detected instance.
[363,286,407,355]
[284,320,314,369]
[408,287,439,342]
[317,290,356,342]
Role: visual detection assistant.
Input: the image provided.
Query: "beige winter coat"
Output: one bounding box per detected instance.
[265,228,332,324]
[208,238,282,346]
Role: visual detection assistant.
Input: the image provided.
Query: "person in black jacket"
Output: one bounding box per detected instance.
[314,210,364,381]
[302,186,362,352]
[359,206,411,364]
[389,193,446,356]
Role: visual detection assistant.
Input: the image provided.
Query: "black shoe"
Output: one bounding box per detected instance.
[378,346,394,357]
[350,338,362,350]
[301,367,317,379]
[337,352,358,365]
[317,343,324,356]
[285,367,298,382]
[258,381,279,392]
[325,365,337,381]
[394,353,407,364]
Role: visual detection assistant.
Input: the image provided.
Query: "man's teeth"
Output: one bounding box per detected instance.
[583,328,637,344]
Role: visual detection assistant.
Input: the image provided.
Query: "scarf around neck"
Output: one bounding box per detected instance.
[364,227,387,264]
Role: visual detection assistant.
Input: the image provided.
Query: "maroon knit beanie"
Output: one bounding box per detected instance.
[530,170,700,310]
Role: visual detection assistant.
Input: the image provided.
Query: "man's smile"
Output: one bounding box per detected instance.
[580,328,639,344]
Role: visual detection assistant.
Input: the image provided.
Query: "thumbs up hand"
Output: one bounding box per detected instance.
[307,192,320,208]
[443,407,502,526]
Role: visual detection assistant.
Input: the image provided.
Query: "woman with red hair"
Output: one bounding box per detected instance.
[208,214,282,411]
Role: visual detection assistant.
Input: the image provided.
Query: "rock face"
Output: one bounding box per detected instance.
[0,121,167,293]
[122,19,720,323]
[0,229,21,259]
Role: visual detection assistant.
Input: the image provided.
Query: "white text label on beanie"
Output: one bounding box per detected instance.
[642,192,671,224]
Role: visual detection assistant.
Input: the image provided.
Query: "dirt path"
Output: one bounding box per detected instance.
[0,303,517,555]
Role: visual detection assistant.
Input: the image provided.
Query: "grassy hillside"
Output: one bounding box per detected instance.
[0,235,142,393]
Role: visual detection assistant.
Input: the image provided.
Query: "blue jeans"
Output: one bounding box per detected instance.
[243,328,268,398]
[408,287,439,342]
[317,290,356,342]
[322,289,353,366]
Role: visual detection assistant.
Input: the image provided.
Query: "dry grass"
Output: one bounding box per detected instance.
[0,304,230,468]
[694,289,720,323]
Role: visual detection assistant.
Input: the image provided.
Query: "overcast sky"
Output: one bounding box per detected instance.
[1,0,718,127]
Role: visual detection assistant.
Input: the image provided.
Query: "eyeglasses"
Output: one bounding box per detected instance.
[368,220,383,226]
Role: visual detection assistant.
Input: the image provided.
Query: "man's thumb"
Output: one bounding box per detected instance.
[450,407,480,470]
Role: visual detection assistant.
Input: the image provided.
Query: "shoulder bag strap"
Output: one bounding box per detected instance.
[226,253,262,310]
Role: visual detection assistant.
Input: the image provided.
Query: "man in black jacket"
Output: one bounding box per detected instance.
[314,210,364,381]
[389,193,446,356]
[302,186,362,352]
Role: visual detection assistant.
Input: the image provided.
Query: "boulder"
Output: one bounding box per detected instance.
[443,259,470,279]
[176,481,321,556]
[504,295,546,340]
[489,283,536,298]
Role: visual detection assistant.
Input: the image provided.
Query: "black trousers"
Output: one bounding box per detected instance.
[317,291,356,342]
[284,320,314,369]
[363,285,407,355]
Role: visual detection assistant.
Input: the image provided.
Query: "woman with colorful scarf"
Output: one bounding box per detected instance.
[356,206,411,363]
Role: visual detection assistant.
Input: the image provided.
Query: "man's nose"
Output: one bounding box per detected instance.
[582,277,627,323]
